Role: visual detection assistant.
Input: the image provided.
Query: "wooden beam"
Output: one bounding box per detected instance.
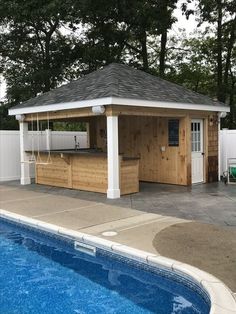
[24,104,212,122]
[24,107,99,122]
[106,105,211,118]
[87,117,97,148]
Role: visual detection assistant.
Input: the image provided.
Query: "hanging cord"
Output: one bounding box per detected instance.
[20,115,35,163]
[46,112,52,164]
[36,112,52,165]
[30,114,35,162]
[36,113,41,163]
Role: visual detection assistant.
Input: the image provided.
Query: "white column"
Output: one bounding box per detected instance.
[106,115,120,199]
[19,121,31,185]
[45,129,52,151]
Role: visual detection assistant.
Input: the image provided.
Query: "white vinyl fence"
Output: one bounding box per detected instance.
[1,129,235,182]
[0,130,87,182]
[220,129,236,176]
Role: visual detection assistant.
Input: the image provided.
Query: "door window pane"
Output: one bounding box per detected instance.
[191,122,202,152]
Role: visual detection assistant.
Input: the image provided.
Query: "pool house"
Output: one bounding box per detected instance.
[9,63,230,199]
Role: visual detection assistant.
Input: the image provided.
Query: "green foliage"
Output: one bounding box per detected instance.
[53,122,86,131]
[0,0,235,130]
[0,103,18,129]
[0,0,80,103]
[166,32,217,95]
[181,0,236,127]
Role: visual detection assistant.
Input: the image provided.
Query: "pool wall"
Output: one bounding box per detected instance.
[0,208,235,314]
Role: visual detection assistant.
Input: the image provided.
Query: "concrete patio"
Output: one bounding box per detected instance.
[0,180,235,292]
[3,180,235,226]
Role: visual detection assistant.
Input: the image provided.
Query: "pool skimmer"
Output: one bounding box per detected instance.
[74,241,96,256]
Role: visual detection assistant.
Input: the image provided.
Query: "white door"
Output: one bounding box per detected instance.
[191,119,204,184]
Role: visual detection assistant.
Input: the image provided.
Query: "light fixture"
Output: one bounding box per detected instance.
[92,105,105,114]
[219,112,227,119]
[15,114,25,121]
[209,115,214,126]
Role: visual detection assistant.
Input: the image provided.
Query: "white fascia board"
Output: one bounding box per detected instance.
[8,97,113,115]
[8,96,230,115]
[111,97,230,113]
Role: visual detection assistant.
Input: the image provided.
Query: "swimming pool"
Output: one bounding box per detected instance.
[0,217,210,314]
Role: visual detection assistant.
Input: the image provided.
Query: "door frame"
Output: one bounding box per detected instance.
[191,118,206,184]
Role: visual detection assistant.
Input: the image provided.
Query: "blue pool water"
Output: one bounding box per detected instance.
[0,219,210,314]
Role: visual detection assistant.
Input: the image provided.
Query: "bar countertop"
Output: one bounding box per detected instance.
[31,148,140,160]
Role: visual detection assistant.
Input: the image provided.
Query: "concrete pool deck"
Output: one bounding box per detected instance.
[0,181,236,293]
[0,183,187,254]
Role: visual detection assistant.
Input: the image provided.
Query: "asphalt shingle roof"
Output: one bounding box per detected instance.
[12,63,227,110]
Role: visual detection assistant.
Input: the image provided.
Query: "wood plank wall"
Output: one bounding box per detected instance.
[207,114,218,182]
[120,159,139,195]
[36,154,108,193]
[96,115,188,185]
[36,153,139,194]
[32,105,219,187]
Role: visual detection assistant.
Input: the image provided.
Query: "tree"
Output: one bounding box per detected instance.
[0,0,79,104]
[120,0,177,73]
[73,0,178,74]
[182,0,236,127]
[165,31,216,93]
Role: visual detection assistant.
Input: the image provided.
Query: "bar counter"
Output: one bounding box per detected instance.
[35,149,139,195]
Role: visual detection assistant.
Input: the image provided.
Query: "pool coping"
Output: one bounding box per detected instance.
[1,209,235,314]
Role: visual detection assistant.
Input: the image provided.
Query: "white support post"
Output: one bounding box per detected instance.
[45,129,52,151]
[106,115,120,199]
[19,121,31,185]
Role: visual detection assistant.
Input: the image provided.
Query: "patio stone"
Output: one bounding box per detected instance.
[154,222,236,292]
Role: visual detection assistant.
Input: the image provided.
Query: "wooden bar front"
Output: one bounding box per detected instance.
[36,152,139,195]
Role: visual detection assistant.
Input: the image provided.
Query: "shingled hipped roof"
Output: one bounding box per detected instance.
[10,63,228,113]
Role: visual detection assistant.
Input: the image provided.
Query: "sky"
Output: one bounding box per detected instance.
[0,2,199,102]
[173,1,198,35]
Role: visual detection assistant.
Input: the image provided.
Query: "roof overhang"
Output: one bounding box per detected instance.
[8,96,230,116]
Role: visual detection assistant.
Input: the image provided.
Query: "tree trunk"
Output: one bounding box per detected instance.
[222,16,236,103]
[140,30,148,71]
[229,79,235,128]
[44,37,51,93]
[216,0,223,102]
[159,30,167,77]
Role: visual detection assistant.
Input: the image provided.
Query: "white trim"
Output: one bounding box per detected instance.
[111,97,230,113]
[107,189,121,199]
[0,209,236,313]
[191,119,204,184]
[9,96,230,115]
[20,177,31,185]
[9,97,113,115]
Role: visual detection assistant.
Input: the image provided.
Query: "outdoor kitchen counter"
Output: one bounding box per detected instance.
[35,149,139,195]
